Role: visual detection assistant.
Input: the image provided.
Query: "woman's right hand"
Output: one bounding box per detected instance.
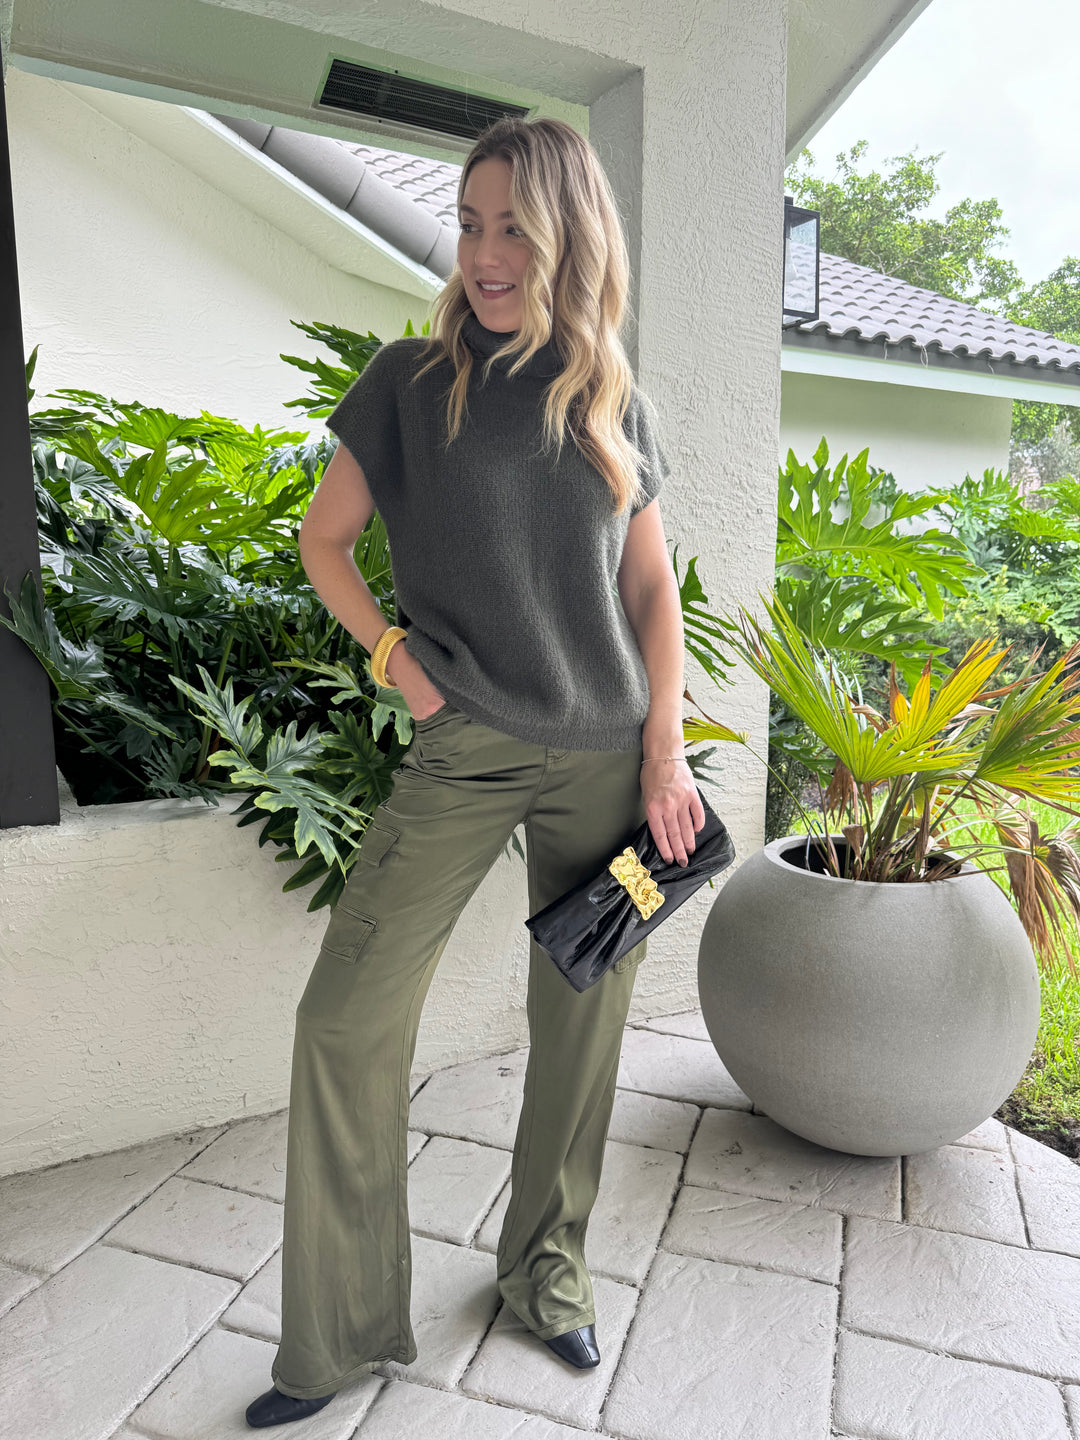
[385,643,447,722]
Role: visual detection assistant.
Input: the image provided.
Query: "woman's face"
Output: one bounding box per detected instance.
[458,156,530,333]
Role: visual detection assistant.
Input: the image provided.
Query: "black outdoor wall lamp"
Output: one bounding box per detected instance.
[783,194,820,326]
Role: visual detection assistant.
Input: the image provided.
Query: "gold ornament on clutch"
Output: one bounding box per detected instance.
[608,847,665,921]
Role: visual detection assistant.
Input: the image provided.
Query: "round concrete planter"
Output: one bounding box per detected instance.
[697,835,1042,1156]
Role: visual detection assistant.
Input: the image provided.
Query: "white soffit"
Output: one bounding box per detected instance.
[782,345,1080,407]
[10,0,600,143]
[60,82,442,301]
[785,0,936,161]
[17,0,927,169]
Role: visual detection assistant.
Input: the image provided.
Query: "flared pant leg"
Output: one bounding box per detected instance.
[496,741,647,1338]
[271,704,646,1398]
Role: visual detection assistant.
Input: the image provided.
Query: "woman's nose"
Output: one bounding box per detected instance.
[474,233,504,265]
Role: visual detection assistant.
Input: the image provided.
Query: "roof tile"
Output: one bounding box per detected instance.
[794,252,1080,376]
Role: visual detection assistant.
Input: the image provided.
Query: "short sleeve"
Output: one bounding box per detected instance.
[626,386,672,515]
[326,342,403,507]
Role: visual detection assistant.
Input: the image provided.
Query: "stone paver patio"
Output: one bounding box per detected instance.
[3,1008,1079,1440]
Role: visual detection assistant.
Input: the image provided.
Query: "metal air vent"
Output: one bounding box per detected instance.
[318,59,530,141]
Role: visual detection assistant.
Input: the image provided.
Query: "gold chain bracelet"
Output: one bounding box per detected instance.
[640,755,686,766]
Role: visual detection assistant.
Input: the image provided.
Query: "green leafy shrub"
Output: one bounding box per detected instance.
[920,465,1080,677]
[3,328,427,910]
[762,437,980,839]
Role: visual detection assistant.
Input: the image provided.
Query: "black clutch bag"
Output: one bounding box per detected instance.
[524,785,736,992]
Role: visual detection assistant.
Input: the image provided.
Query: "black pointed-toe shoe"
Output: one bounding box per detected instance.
[542,1323,601,1369]
[245,1386,337,1428]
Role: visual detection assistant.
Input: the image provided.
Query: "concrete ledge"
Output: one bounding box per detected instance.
[0,782,534,1177]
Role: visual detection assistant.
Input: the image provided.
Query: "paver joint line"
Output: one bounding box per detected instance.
[1055,1382,1078,1440]
[841,1322,1078,1384]
[596,1105,700,1434]
[826,1212,849,1435]
[0,1132,233,1286]
[120,1295,238,1436]
[98,1238,252,1288]
[874,1213,1072,1260]
[657,1241,845,1287]
[455,1293,505,1386]
[1005,1122,1035,1250]
[177,1173,286,1206]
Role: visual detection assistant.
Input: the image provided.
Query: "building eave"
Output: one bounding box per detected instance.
[785,0,936,162]
[782,331,1080,405]
[56,82,442,301]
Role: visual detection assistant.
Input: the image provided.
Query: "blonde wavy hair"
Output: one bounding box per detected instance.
[410,115,650,517]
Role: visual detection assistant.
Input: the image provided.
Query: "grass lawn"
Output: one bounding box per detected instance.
[996,958,1080,1159]
[950,798,1080,1161]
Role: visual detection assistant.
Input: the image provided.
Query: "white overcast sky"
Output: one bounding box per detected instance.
[797,0,1080,288]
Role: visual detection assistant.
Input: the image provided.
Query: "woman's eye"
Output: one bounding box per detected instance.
[458,223,525,238]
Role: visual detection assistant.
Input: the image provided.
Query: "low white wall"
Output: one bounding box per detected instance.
[9,66,423,437]
[781,370,1013,490]
[0,778,715,1177]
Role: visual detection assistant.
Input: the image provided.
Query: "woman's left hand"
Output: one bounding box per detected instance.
[641,758,705,867]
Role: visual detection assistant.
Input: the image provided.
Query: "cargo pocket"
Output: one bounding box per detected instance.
[614,942,647,974]
[319,906,376,964]
[358,819,399,868]
[317,819,399,963]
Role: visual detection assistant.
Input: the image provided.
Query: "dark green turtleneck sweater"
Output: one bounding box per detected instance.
[326,312,671,751]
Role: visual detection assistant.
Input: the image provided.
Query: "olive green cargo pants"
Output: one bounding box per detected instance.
[270,700,648,1399]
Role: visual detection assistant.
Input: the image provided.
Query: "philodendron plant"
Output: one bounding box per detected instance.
[684,592,1080,976]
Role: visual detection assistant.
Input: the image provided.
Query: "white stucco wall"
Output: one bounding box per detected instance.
[9,66,427,435]
[781,368,1014,489]
[1,0,785,1174]
[0,789,526,1177]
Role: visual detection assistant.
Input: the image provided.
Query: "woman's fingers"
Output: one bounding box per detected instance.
[642,762,701,866]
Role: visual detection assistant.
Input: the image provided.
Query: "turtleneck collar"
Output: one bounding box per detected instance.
[461,310,565,379]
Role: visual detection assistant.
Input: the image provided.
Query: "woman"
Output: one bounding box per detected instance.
[246,114,703,1429]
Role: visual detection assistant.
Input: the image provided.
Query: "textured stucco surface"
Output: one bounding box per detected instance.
[4,0,786,1171]
[781,370,1014,491]
[0,796,529,1176]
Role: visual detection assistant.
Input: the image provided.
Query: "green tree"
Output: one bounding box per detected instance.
[1006,257,1080,446]
[785,139,1022,307]
[786,141,1080,450]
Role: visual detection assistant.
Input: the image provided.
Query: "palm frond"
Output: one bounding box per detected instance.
[688,588,1080,971]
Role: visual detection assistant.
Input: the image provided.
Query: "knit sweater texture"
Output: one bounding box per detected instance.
[326,311,671,751]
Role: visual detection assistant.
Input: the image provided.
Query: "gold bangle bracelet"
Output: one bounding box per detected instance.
[641,755,686,766]
[370,626,408,688]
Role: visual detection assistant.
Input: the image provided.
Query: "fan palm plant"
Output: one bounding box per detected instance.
[686,591,1080,976]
